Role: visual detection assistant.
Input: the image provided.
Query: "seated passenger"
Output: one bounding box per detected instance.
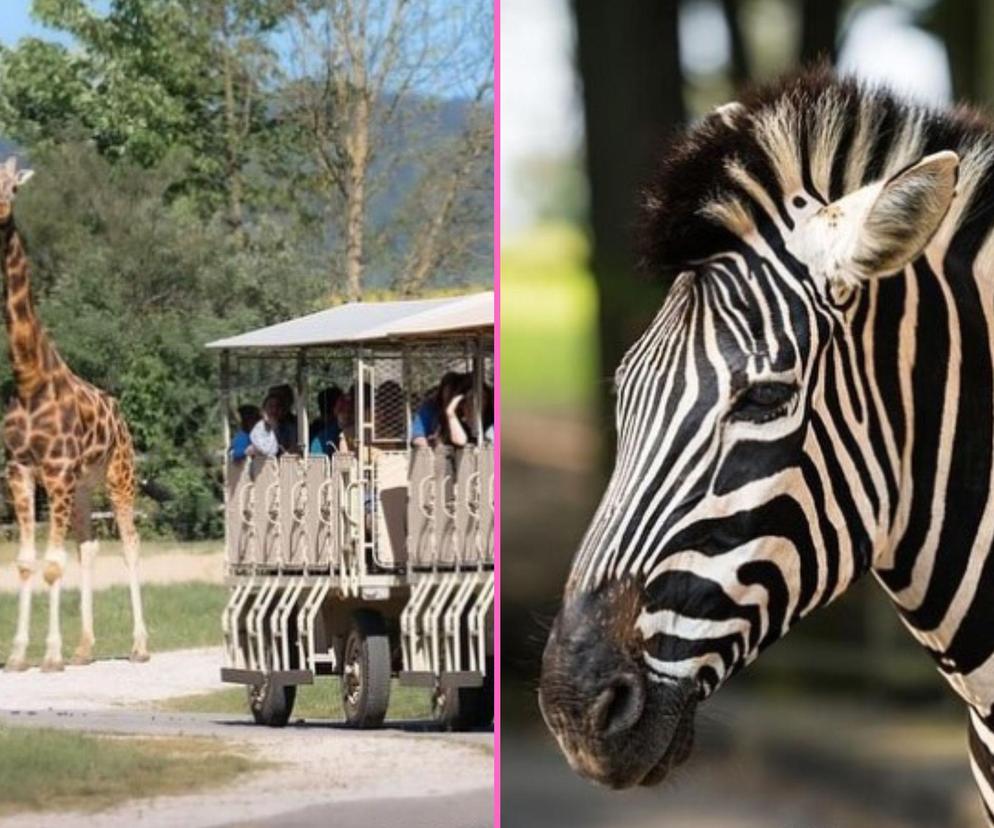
[309,385,343,456]
[482,384,494,444]
[336,383,370,453]
[443,388,479,447]
[268,383,299,452]
[230,404,260,461]
[249,394,282,458]
[334,389,355,453]
[412,372,472,447]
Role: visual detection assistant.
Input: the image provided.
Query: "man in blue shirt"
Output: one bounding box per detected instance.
[309,386,343,455]
[411,396,441,446]
[230,405,260,461]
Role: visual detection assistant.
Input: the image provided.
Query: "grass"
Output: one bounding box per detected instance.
[501,223,599,409]
[0,583,227,664]
[0,538,221,565]
[0,726,256,816]
[162,677,433,722]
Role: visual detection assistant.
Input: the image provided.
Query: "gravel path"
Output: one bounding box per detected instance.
[0,647,224,710]
[0,650,494,827]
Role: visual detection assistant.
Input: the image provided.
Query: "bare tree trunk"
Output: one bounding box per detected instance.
[284,0,489,300]
[720,0,751,89]
[345,95,369,302]
[799,0,841,64]
[931,0,982,101]
[398,92,491,295]
[572,0,685,466]
[219,8,246,247]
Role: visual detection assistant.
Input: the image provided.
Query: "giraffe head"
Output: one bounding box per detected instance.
[0,157,34,224]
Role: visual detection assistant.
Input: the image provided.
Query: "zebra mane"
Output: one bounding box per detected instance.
[639,65,994,277]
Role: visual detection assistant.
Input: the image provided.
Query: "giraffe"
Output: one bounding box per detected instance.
[0,157,149,671]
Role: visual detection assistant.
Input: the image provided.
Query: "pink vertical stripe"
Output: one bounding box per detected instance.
[492,0,502,823]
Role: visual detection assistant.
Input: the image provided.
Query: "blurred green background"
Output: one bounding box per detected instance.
[501,1,994,826]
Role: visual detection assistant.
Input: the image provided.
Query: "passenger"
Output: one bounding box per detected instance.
[230,404,260,461]
[443,387,479,447]
[309,385,343,455]
[482,384,494,444]
[411,372,472,447]
[337,383,371,453]
[335,389,355,453]
[249,394,282,457]
[268,383,299,452]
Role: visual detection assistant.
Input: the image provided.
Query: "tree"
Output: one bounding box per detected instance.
[798,0,842,65]
[0,0,287,228]
[720,0,751,90]
[281,0,493,299]
[572,0,684,465]
[928,0,983,102]
[6,142,327,537]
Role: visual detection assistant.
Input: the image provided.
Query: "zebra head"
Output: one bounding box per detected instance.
[539,76,966,790]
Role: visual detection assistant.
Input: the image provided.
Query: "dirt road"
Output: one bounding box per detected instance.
[0,651,493,827]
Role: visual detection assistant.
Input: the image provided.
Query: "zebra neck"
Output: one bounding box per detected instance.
[969,708,994,821]
[867,237,994,712]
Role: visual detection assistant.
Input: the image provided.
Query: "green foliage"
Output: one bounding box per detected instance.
[153,460,224,539]
[502,224,599,410]
[3,1,286,204]
[4,142,326,537]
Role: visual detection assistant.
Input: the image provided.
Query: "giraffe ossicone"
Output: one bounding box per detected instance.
[0,155,149,671]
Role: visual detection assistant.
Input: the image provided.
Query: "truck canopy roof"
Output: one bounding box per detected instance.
[206,291,493,352]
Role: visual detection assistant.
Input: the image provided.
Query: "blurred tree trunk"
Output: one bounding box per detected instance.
[720,0,751,89]
[799,0,842,64]
[572,0,684,469]
[931,0,982,102]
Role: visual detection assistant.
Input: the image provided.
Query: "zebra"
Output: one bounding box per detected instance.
[538,67,994,820]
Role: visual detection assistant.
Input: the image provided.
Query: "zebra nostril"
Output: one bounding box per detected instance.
[591,672,645,736]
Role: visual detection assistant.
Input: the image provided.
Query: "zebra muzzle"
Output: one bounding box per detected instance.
[539,581,698,789]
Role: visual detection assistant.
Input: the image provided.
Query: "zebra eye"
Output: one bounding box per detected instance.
[730,381,796,422]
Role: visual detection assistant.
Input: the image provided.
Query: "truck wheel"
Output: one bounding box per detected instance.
[432,684,485,732]
[247,678,297,727]
[342,610,391,728]
[481,656,494,727]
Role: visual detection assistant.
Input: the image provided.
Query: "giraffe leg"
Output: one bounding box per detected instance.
[108,448,148,662]
[6,463,35,671]
[40,479,74,672]
[71,487,96,665]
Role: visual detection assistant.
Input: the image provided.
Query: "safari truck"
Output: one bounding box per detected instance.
[208,292,494,730]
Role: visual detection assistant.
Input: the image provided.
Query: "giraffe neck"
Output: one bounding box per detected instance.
[0,218,61,397]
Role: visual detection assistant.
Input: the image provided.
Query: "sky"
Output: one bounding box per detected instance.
[0,3,75,47]
[0,1,493,102]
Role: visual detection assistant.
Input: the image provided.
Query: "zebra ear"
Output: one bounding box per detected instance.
[849,150,959,280]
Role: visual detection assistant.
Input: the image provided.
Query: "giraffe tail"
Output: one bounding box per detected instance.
[139,478,174,503]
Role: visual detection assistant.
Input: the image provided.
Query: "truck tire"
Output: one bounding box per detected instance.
[342,610,391,728]
[432,684,485,731]
[247,678,297,727]
[481,656,494,727]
